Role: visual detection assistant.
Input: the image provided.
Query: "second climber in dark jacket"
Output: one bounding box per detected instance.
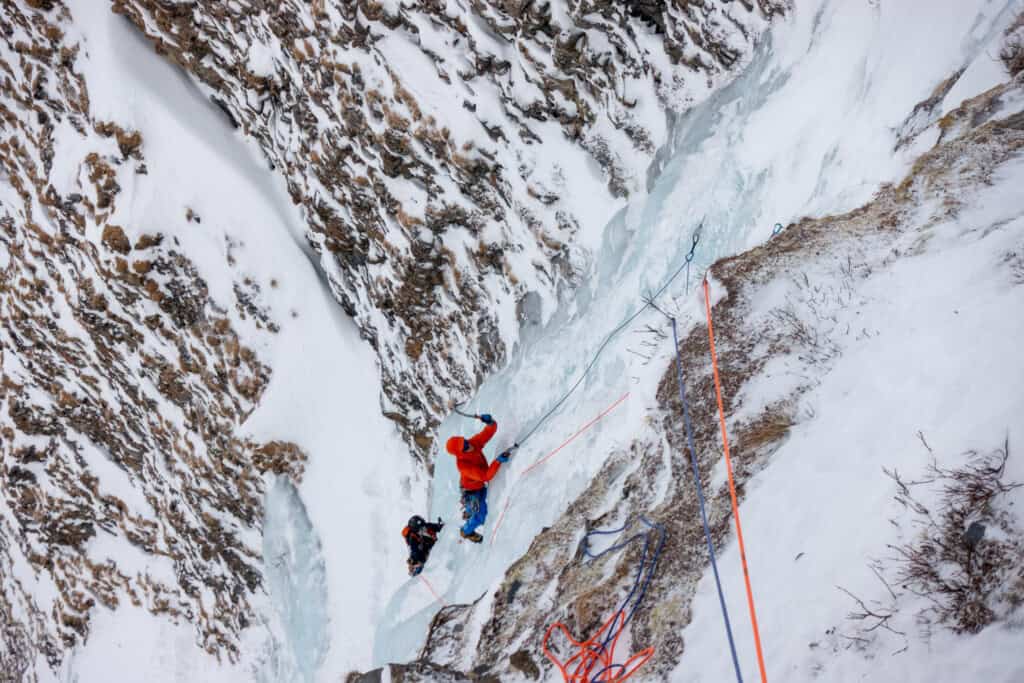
[403,515,443,576]
[445,414,512,543]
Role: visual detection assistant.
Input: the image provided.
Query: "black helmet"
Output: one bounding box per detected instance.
[408,515,426,532]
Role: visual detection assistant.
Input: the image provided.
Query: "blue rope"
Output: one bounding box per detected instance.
[670,317,743,683]
[580,516,667,683]
[512,225,703,447]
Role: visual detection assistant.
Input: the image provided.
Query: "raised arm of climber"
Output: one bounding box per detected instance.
[445,413,513,544]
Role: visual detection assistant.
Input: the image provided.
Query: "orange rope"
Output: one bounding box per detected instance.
[703,277,768,683]
[419,574,442,602]
[489,497,513,548]
[490,392,630,546]
[521,392,631,477]
[543,611,655,682]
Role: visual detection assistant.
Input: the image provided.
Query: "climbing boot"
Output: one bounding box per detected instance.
[460,529,483,543]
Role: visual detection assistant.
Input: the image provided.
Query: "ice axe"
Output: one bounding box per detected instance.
[453,402,519,456]
[452,403,479,420]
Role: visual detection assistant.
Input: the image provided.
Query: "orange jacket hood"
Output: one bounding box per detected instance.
[447,422,500,491]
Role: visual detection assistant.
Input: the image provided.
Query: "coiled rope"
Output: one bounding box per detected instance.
[542,516,667,682]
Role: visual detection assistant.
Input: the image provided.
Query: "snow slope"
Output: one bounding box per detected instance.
[676,155,1024,682]
[58,3,419,680]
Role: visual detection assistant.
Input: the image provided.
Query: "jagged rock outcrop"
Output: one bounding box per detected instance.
[0,3,305,679]
[348,660,480,683]
[403,76,1024,680]
[111,0,785,461]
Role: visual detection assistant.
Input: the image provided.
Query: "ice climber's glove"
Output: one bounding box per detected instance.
[437,517,444,529]
[479,413,494,425]
[496,450,511,463]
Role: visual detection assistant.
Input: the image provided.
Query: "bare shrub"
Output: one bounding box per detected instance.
[736,408,793,452]
[884,439,1023,633]
[768,304,840,364]
[767,268,864,365]
[1001,40,1024,77]
[1002,248,1024,284]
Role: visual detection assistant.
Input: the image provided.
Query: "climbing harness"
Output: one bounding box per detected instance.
[704,277,768,683]
[542,516,666,682]
[669,314,743,683]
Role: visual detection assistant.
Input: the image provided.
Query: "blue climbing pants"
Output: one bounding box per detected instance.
[461,487,488,536]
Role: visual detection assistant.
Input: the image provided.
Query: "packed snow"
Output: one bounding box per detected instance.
[676,155,1024,682]
[58,2,418,680]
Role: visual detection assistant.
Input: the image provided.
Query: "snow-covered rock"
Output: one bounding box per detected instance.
[109,0,782,460]
[0,2,306,678]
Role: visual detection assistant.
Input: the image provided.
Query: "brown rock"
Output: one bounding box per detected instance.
[134,233,163,249]
[101,224,131,254]
[509,650,540,679]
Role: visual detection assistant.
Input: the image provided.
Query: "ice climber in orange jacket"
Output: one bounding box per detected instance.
[446,414,512,543]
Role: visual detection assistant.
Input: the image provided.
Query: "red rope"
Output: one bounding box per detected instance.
[704,277,768,682]
[490,497,513,548]
[490,392,630,546]
[418,574,442,602]
[521,392,631,477]
[542,611,654,682]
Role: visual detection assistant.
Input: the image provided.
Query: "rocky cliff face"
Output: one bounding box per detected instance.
[0,3,304,679]
[110,0,784,461]
[0,0,787,677]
